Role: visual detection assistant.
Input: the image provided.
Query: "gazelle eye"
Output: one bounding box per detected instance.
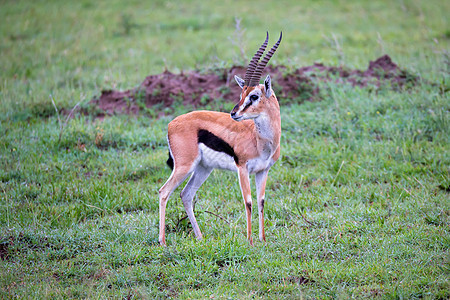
[250,95,259,101]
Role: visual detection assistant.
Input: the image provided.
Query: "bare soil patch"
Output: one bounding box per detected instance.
[89,55,418,116]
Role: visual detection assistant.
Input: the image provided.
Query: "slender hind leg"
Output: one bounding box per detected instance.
[159,165,192,246]
[180,164,213,240]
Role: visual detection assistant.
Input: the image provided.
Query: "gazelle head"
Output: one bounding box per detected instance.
[231,32,282,121]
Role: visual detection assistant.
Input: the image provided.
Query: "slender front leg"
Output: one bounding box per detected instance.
[238,166,253,245]
[255,169,269,242]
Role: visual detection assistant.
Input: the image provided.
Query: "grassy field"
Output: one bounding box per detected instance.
[1,0,449,298]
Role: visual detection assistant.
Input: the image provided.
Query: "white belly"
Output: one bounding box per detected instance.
[198,143,276,174]
[198,143,238,171]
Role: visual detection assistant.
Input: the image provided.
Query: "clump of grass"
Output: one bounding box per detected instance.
[228,17,247,65]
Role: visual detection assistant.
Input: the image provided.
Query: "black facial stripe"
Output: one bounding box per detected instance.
[198,129,239,164]
[242,101,252,112]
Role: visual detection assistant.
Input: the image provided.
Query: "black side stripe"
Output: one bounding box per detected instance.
[198,129,239,164]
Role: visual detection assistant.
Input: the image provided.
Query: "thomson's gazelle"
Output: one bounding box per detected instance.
[159,32,282,246]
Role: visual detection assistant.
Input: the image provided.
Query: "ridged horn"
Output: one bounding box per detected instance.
[248,31,282,87]
[244,32,269,86]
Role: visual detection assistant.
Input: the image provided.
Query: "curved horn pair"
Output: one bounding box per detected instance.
[244,32,282,87]
[244,32,269,86]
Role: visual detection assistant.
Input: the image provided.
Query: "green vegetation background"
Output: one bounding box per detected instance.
[0,0,449,298]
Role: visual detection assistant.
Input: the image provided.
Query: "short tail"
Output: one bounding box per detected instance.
[166,151,174,170]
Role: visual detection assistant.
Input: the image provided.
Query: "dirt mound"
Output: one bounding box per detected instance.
[90,55,417,116]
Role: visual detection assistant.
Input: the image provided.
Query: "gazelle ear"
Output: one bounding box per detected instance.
[264,75,272,98]
[234,75,245,89]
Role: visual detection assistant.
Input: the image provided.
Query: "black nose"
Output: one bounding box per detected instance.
[230,111,236,118]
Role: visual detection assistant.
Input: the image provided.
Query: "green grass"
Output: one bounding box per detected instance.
[1,0,449,298]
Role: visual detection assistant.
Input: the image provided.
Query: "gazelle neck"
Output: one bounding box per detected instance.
[253,97,281,150]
